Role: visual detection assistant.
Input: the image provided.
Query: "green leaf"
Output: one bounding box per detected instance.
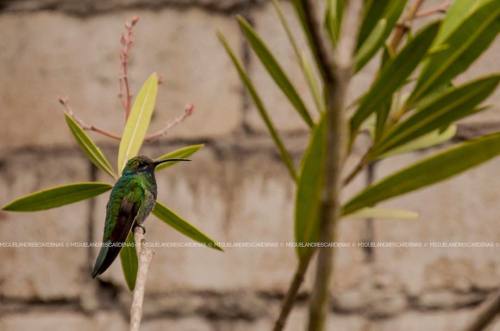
[354,19,387,72]
[120,231,138,291]
[271,0,323,113]
[2,182,112,212]
[155,144,204,172]
[434,0,493,45]
[218,32,297,181]
[64,113,116,179]
[374,75,500,156]
[409,1,500,104]
[345,207,418,220]
[237,17,313,128]
[325,0,345,45]
[356,0,407,50]
[379,125,457,159]
[153,202,222,251]
[354,0,407,72]
[350,22,440,136]
[118,73,159,173]
[295,116,325,260]
[342,132,500,215]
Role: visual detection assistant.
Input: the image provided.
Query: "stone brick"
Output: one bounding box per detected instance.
[142,317,212,331]
[1,0,263,14]
[0,311,127,331]
[0,154,90,299]
[0,9,241,151]
[369,310,500,331]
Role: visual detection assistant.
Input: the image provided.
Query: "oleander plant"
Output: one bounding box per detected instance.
[219,0,499,330]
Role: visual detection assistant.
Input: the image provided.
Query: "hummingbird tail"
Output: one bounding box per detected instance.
[92,244,121,278]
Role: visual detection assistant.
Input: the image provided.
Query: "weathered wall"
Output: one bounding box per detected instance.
[0,0,499,330]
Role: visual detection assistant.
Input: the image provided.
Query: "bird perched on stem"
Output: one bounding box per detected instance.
[92,155,189,277]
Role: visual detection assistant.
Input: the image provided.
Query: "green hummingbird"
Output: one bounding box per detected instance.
[92,155,189,278]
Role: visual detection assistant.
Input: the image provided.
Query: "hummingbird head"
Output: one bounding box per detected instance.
[122,155,190,175]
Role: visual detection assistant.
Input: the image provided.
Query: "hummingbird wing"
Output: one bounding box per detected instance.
[91,181,144,278]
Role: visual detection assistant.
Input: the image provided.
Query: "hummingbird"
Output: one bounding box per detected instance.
[92,155,189,278]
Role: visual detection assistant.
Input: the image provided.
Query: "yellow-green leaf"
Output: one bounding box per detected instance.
[120,231,138,291]
[153,202,222,251]
[295,116,325,261]
[155,144,204,172]
[434,0,493,45]
[354,19,387,72]
[2,182,112,212]
[345,207,418,220]
[118,73,159,173]
[379,125,456,159]
[65,113,116,179]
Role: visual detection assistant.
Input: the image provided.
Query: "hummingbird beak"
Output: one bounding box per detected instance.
[153,158,191,167]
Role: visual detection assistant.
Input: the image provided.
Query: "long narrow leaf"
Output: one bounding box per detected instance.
[374,75,500,155]
[354,0,407,72]
[345,207,418,220]
[350,22,439,136]
[218,32,297,181]
[379,125,457,159]
[356,0,407,50]
[342,132,500,215]
[2,182,112,211]
[325,0,345,45]
[409,1,500,104]
[271,0,323,113]
[120,231,138,291]
[153,202,222,251]
[118,73,159,172]
[295,116,325,260]
[237,17,313,128]
[65,113,116,178]
[354,19,387,72]
[434,0,493,45]
[155,144,204,172]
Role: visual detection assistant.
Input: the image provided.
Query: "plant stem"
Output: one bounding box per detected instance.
[145,104,194,142]
[342,152,370,187]
[119,16,139,120]
[272,257,311,331]
[130,226,154,331]
[58,97,122,140]
[300,1,353,330]
[389,0,426,52]
[463,290,500,331]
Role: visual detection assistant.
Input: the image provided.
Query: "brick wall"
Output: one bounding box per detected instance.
[0,1,499,330]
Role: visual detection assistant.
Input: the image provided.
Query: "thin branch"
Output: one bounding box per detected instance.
[301,0,354,330]
[119,16,140,120]
[272,258,311,331]
[463,291,500,331]
[389,0,426,52]
[414,1,451,19]
[342,150,371,187]
[130,226,154,331]
[144,104,194,142]
[58,97,122,140]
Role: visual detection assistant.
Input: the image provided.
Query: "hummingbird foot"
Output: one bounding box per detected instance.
[134,223,146,234]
